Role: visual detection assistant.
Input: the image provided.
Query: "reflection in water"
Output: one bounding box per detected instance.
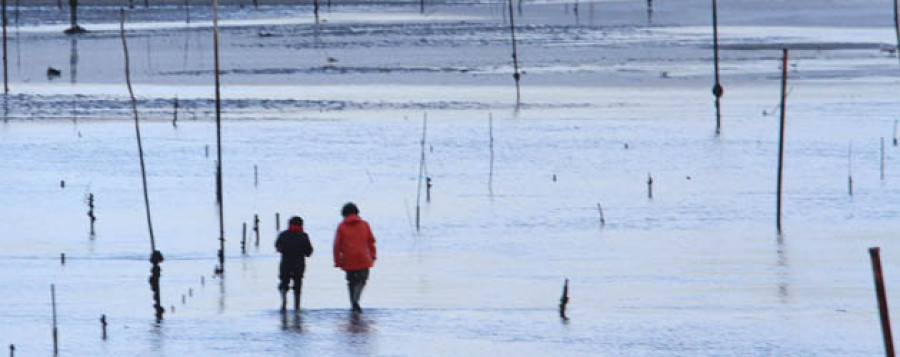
[148,320,164,353]
[776,234,790,303]
[218,275,226,314]
[69,37,78,84]
[342,312,373,334]
[280,311,304,333]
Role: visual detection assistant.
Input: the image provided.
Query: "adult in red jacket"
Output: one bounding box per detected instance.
[333,202,377,312]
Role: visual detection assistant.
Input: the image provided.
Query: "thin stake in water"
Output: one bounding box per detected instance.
[507,0,522,105]
[776,48,788,234]
[711,0,723,135]
[2,0,8,93]
[597,203,606,227]
[848,143,854,196]
[559,278,569,320]
[415,113,428,232]
[121,9,164,320]
[869,247,895,357]
[213,0,225,275]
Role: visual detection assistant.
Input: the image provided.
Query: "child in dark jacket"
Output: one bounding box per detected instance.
[276,216,313,311]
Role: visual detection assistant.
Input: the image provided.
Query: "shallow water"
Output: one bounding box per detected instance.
[2,0,900,355]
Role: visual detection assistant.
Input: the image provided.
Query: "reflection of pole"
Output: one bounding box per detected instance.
[869,247,895,357]
[488,113,494,194]
[213,0,225,275]
[711,0,723,135]
[121,9,164,321]
[51,284,58,356]
[776,49,788,234]
[507,0,521,105]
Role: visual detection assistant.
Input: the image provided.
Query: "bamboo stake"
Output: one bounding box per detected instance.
[121,9,164,320]
[776,48,788,234]
[51,284,58,355]
[2,0,7,94]
[869,247,895,357]
[213,0,225,275]
[415,113,427,232]
[711,0,723,135]
[506,0,521,105]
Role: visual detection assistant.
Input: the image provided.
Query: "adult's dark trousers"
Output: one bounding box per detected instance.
[345,269,369,311]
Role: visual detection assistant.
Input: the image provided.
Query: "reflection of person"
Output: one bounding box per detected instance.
[276,216,313,311]
[333,203,377,312]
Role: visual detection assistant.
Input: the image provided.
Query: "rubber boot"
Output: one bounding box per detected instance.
[279,289,288,312]
[293,289,301,311]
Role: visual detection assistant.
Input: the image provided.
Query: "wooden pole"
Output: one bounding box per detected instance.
[185,0,190,24]
[776,48,788,234]
[647,173,653,199]
[213,0,225,276]
[2,0,7,94]
[253,164,258,187]
[711,0,723,135]
[121,9,164,320]
[420,0,424,14]
[51,284,58,356]
[507,0,521,104]
[275,212,280,231]
[869,247,895,357]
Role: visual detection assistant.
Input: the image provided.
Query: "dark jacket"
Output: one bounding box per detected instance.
[333,214,376,271]
[276,227,313,265]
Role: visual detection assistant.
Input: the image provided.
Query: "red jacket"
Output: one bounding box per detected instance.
[333,214,377,271]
